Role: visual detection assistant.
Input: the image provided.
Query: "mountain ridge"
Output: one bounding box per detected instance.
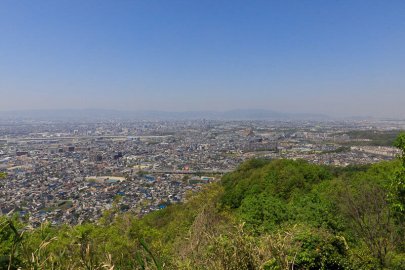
[0,108,330,121]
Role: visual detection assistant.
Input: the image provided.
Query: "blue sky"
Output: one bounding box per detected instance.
[1,0,404,117]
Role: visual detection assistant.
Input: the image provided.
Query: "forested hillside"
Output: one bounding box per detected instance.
[1,136,405,270]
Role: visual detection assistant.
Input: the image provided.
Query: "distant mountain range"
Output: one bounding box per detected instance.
[0,109,330,121]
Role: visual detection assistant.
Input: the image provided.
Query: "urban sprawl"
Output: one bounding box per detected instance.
[0,119,403,226]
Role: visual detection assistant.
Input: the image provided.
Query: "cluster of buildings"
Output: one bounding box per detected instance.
[0,119,403,225]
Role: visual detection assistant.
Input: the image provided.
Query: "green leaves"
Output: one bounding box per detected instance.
[221,159,331,208]
[388,133,405,243]
[238,194,289,233]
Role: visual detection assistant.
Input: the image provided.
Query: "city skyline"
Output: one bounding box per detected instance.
[1,1,405,118]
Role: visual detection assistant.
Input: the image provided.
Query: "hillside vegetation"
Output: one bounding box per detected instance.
[340,130,405,146]
[1,135,405,270]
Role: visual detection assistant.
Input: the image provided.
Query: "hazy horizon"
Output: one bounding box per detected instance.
[1,1,405,118]
[0,107,389,121]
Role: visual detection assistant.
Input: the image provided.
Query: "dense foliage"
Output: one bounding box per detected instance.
[1,135,405,269]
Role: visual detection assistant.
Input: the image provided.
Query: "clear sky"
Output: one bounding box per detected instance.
[1,0,405,117]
